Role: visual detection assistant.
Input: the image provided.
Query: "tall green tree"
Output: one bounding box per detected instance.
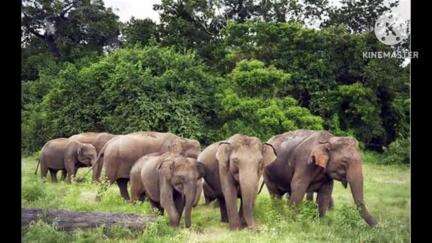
[323,0,399,33]
[217,60,323,140]
[121,17,159,47]
[22,0,120,60]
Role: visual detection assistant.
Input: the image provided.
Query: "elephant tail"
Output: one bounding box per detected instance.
[258,180,265,194]
[34,158,40,175]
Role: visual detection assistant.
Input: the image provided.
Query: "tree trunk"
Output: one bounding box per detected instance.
[22,208,156,231]
[45,35,61,59]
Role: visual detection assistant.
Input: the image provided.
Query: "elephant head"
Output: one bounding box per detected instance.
[307,134,377,227]
[165,137,201,159]
[76,143,97,166]
[216,134,277,229]
[158,153,205,227]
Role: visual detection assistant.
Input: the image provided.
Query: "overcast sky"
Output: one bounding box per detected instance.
[103,0,410,24]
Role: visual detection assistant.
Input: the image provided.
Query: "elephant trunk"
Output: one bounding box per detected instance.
[347,162,377,227]
[183,182,197,228]
[239,169,259,228]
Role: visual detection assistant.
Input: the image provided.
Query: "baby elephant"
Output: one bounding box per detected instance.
[130,152,205,228]
[37,138,97,183]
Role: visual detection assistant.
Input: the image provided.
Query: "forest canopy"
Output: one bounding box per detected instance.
[22,0,410,164]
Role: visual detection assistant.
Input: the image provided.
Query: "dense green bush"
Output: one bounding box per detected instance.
[223,21,409,150]
[22,46,221,154]
[383,136,410,164]
[217,60,323,141]
[22,20,410,162]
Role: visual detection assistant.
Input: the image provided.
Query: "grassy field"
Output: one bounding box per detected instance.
[22,152,410,242]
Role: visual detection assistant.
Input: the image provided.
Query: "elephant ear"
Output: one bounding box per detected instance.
[76,144,82,156]
[308,144,330,169]
[262,143,277,167]
[158,157,175,182]
[216,142,231,171]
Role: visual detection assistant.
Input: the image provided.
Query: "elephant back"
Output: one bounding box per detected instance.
[40,138,69,170]
[103,133,178,182]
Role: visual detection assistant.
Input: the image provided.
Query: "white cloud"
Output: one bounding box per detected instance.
[103,0,410,24]
[103,0,161,23]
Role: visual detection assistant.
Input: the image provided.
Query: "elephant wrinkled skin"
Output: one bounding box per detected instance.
[263,130,377,227]
[130,152,205,227]
[96,131,200,200]
[69,132,116,181]
[198,134,277,230]
[39,138,97,183]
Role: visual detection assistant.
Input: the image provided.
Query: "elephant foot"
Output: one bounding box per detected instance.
[228,223,241,230]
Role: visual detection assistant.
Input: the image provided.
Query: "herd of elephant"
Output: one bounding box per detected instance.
[36,130,377,230]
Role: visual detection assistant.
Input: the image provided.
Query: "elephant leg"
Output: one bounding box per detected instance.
[265,180,283,199]
[174,194,185,224]
[220,181,241,229]
[60,170,67,181]
[40,162,48,179]
[49,169,58,183]
[116,178,130,200]
[73,167,79,177]
[317,181,333,217]
[204,194,213,204]
[239,199,247,227]
[329,196,334,210]
[203,183,216,205]
[306,192,314,201]
[289,177,309,206]
[218,197,229,223]
[139,193,146,202]
[149,200,164,215]
[65,161,75,183]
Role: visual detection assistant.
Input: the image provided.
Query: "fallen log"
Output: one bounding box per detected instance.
[22,208,157,231]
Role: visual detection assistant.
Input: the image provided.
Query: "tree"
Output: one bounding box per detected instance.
[223,21,409,149]
[22,0,120,60]
[121,18,159,47]
[217,60,323,140]
[22,46,222,154]
[154,0,225,66]
[323,0,399,33]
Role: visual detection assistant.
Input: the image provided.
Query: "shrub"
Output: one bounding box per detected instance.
[22,46,222,153]
[22,180,46,202]
[217,60,323,141]
[383,136,410,164]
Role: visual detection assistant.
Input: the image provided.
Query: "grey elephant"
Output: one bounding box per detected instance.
[69,132,117,181]
[95,131,200,200]
[129,152,205,227]
[193,178,203,207]
[198,134,277,230]
[37,138,97,183]
[263,130,377,227]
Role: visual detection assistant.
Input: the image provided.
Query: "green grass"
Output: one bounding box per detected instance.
[22,152,410,242]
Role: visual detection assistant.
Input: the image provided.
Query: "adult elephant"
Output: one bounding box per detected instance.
[69,132,117,181]
[263,130,377,227]
[37,138,97,183]
[96,131,200,200]
[198,134,277,230]
[130,152,205,227]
